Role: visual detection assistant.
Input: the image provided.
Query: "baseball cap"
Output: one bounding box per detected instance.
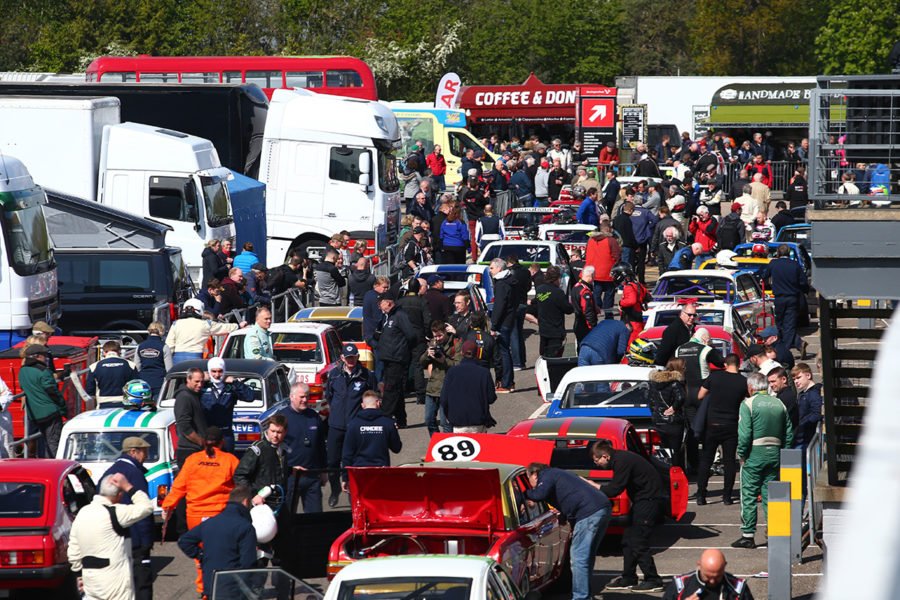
[251,262,268,272]
[461,339,478,355]
[376,291,395,303]
[412,226,425,234]
[759,326,779,338]
[747,343,766,357]
[342,343,359,357]
[32,321,54,334]
[122,436,151,451]
[426,274,444,286]
[24,344,49,357]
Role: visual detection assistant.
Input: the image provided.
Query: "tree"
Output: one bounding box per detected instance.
[621,0,698,76]
[816,0,900,75]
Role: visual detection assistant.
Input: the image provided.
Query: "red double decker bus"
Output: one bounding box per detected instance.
[85,55,378,100]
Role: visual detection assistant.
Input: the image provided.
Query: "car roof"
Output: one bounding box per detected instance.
[507,207,558,214]
[290,306,364,321]
[780,223,810,231]
[63,407,176,430]
[335,555,495,580]
[648,300,731,311]
[659,269,737,280]
[512,416,631,439]
[538,224,596,231]
[642,325,731,340]
[557,364,657,392]
[0,458,78,479]
[165,359,283,376]
[483,240,556,247]
[418,264,488,274]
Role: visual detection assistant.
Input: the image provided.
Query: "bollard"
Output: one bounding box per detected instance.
[767,481,791,600]
[780,448,804,564]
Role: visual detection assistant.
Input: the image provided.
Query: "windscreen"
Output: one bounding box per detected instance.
[480,244,550,264]
[63,432,161,463]
[0,187,54,276]
[304,319,363,342]
[200,175,233,227]
[272,332,322,363]
[653,309,725,327]
[544,230,591,243]
[655,276,731,299]
[0,483,44,518]
[338,578,473,599]
[562,380,652,408]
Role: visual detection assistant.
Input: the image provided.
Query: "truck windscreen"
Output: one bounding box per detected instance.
[200,176,234,227]
[0,188,53,276]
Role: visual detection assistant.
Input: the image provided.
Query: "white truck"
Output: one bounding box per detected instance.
[0,96,235,281]
[0,155,60,349]
[260,89,401,269]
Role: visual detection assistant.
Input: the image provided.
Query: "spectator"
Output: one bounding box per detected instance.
[786,166,809,208]
[576,187,600,226]
[174,367,207,469]
[430,195,453,262]
[746,343,781,376]
[196,278,223,318]
[630,202,658,283]
[363,276,390,353]
[615,262,650,345]
[770,201,795,235]
[446,292,474,340]
[577,318,631,366]
[267,254,308,300]
[613,201,638,269]
[656,227,686,276]
[675,328,726,474]
[314,248,346,306]
[534,160,550,206]
[0,375,11,458]
[85,340,137,407]
[399,227,428,278]
[792,363,823,450]
[749,132,775,164]
[243,263,270,306]
[585,220,622,319]
[69,473,154,600]
[696,354,746,505]
[488,258,517,393]
[420,321,460,436]
[232,241,259,273]
[749,172,772,215]
[734,184,761,227]
[439,206,469,264]
[475,204,505,250]
[322,342,376,506]
[201,239,228,288]
[649,358,687,468]
[234,415,289,513]
[401,158,423,209]
[506,255,532,371]
[133,321,172,404]
[177,486,257,597]
[524,266,573,358]
[668,242,711,271]
[570,265,598,347]
[426,144,447,191]
[601,170,621,215]
[101,437,155,600]
[374,292,416,427]
[750,213,775,244]
[243,306,274,360]
[396,278,432,406]
[717,204,746,252]
[547,157,571,201]
[167,299,242,364]
[698,180,724,216]
[654,302,696,367]
[218,267,247,316]
[440,339,497,432]
[767,366,799,431]
[408,190,434,222]
[509,158,535,207]
[422,274,453,323]
[730,168,752,201]
[526,463,611,600]
[341,391,402,489]
[598,140,620,165]
[460,175,489,256]
[218,239,234,270]
[689,206,718,253]
[348,240,368,265]
[664,549,753,600]
[278,382,328,514]
[347,257,375,307]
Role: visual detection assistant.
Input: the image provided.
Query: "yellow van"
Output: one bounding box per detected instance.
[391,105,497,187]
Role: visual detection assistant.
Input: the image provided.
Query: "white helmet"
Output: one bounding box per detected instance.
[182,298,205,314]
[250,504,278,543]
[716,249,738,268]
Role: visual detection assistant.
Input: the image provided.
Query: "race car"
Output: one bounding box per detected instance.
[503,207,562,240]
[536,223,597,258]
[625,325,748,366]
[732,241,812,279]
[650,269,766,328]
[479,240,573,293]
[289,306,374,371]
[774,223,812,253]
[643,300,756,347]
[544,364,660,427]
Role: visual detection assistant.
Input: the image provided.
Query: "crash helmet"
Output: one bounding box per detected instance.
[571,184,586,200]
[611,262,635,285]
[751,243,768,257]
[627,338,657,365]
[182,298,205,317]
[123,379,153,409]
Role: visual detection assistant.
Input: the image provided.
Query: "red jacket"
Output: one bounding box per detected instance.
[426,152,446,176]
[620,281,649,323]
[745,162,773,186]
[585,233,621,282]
[689,217,718,252]
[598,147,620,165]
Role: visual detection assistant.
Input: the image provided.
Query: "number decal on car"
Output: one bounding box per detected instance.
[430,436,482,462]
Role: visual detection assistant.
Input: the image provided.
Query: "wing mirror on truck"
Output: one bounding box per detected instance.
[358,151,372,190]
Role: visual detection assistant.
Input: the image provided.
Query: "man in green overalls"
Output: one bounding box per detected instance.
[732,372,794,549]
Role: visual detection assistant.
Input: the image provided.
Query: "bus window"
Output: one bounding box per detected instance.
[286,71,323,89]
[224,71,242,84]
[140,73,179,83]
[180,72,219,84]
[102,72,136,83]
[326,69,363,88]
[245,71,283,89]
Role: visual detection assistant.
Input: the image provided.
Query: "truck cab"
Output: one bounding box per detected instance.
[260,90,401,267]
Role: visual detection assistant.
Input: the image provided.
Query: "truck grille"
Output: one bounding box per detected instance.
[386,209,399,245]
[29,295,60,326]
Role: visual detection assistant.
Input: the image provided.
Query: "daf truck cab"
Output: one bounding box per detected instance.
[390,104,497,187]
[261,89,402,270]
[0,96,235,282]
[0,156,59,349]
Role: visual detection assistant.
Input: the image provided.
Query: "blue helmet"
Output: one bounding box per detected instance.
[123,379,153,409]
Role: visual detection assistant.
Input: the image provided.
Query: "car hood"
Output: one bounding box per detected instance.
[348,466,506,532]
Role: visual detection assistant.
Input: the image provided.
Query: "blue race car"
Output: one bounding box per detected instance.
[544,363,659,426]
[774,223,811,254]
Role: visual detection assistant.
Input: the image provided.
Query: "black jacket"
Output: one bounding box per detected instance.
[174,385,207,454]
[324,364,377,431]
[570,280,597,332]
[101,454,154,549]
[424,288,452,323]
[761,257,809,298]
[439,358,496,428]
[464,327,495,371]
[234,437,287,492]
[613,212,638,248]
[599,448,666,502]
[178,502,257,596]
[342,408,402,470]
[526,283,573,339]
[654,319,693,367]
[649,370,686,427]
[347,269,375,306]
[656,240,687,276]
[267,263,303,296]
[508,263,532,305]
[664,571,753,600]
[396,293,432,343]
[770,209,795,235]
[716,212,745,251]
[490,270,518,330]
[374,306,417,363]
[526,468,610,525]
[201,246,228,288]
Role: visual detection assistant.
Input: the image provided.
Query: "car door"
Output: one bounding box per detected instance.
[220,331,247,359]
[512,472,563,589]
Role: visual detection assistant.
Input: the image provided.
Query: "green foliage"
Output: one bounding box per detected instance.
[816,0,900,75]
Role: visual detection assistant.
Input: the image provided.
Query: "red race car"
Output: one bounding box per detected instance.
[328,461,570,595]
[427,418,688,535]
[0,459,96,594]
[627,325,748,366]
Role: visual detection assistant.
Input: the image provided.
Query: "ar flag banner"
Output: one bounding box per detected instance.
[435,73,462,109]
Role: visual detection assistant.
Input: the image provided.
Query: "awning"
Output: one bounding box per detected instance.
[707,82,815,127]
[457,73,612,124]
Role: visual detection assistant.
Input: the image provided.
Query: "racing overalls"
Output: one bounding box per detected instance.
[737,391,794,536]
[570,279,597,347]
[619,280,649,346]
[664,571,752,600]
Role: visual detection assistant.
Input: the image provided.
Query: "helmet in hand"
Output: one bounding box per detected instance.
[627,338,657,365]
[611,262,635,285]
[123,379,153,409]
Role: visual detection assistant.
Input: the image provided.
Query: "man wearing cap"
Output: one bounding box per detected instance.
[424,274,452,322]
[244,262,271,305]
[279,382,328,514]
[200,357,254,452]
[30,320,58,373]
[400,227,427,279]
[440,340,497,433]
[19,344,66,457]
[746,343,781,376]
[758,325,794,370]
[101,437,154,600]
[323,342,376,506]
[374,293,416,427]
[243,306,274,361]
[86,340,137,408]
[534,159,550,206]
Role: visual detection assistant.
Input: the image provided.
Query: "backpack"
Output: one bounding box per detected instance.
[716,215,743,251]
[871,163,891,188]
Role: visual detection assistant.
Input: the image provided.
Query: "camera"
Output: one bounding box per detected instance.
[429,343,443,358]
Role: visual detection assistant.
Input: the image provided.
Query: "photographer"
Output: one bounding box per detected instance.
[439,340,497,433]
[419,321,461,437]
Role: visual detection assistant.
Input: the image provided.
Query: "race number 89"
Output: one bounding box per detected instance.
[430,436,482,462]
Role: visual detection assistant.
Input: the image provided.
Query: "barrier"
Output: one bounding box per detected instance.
[767,480,792,600]
[779,448,804,564]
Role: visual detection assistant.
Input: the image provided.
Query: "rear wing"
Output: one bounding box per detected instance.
[534,356,578,402]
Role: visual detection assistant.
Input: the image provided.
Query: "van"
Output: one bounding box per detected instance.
[391,105,497,187]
